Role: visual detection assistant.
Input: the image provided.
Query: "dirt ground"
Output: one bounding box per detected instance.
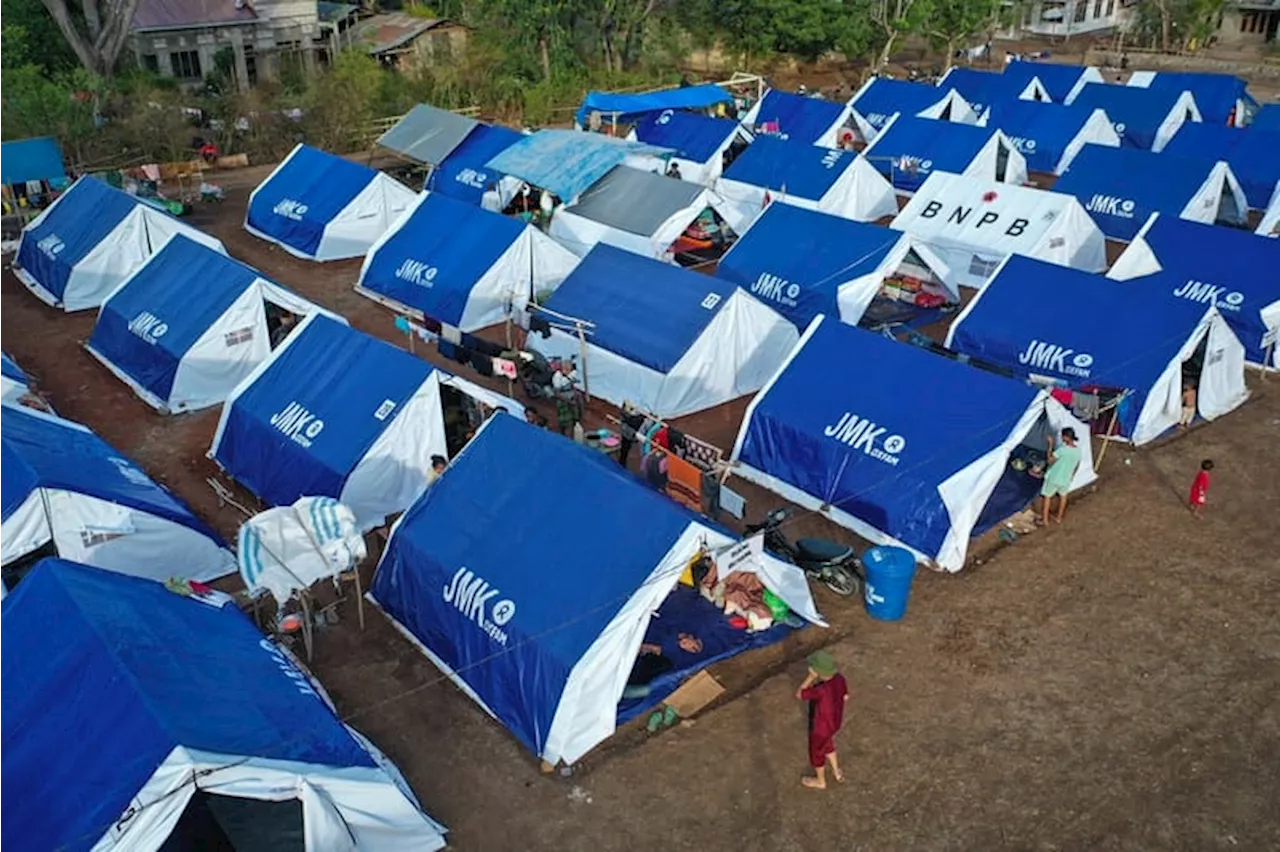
[5,145,1279,852]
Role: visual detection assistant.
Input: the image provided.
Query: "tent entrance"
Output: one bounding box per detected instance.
[995,141,1012,182]
[1,539,56,595]
[722,134,751,170]
[439,383,508,457]
[1213,184,1245,227]
[162,791,304,852]
[265,303,303,350]
[971,412,1056,536]
[859,248,958,333]
[673,206,737,268]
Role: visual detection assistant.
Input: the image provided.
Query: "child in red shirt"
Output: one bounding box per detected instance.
[1189,459,1213,518]
[796,650,849,790]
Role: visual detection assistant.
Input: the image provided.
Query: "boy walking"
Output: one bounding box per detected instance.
[1039,427,1082,525]
[1189,459,1214,518]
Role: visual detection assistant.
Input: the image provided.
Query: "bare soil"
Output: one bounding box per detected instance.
[4,160,1278,852]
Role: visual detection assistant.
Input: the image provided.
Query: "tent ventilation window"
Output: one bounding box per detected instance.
[995,143,1011,182]
[1215,186,1244,227]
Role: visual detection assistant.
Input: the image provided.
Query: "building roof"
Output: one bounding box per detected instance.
[357,12,455,55]
[133,0,257,30]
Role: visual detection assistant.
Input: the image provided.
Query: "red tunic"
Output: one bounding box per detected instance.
[1190,470,1210,506]
[802,674,848,767]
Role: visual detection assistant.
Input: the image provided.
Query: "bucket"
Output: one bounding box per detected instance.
[862,545,917,621]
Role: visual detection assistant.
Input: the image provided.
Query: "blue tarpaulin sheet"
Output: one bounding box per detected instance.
[428,124,524,205]
[0,137,66,185]
[575,83,731,126]
[486,129,671,201]
[1162,123,1280,209]
[1252,104,1280,132]
[721,135,855,201]
[631,111,741,163]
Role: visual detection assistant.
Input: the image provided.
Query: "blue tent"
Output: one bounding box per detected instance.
[1252,104,1280,132]
[721,135,853,201]
[861,114,1019,193]
[731,316,1090,571]
[486,129,671,201]
[717,203,952,328]
[245,144,416,261]
[1162,123,1280,209]
[1003,60,1102,104]
[14,175,225,311]
[1070,83,1200,149]
[575,83,731,126]
[947,255,1249,442]
[1129,71,1256,125]
[1,352,29,388]
[1,405,232,580]
[744,89,851,145]
[1111,214,1280,368]
[85,235,326,412]
[2,558,447,851]
[355,191,577,330]
[849,77,976,138]
[938,66,1047,115]
[983,99,1120,174]
[631,110,744,170]
[371,414,822,765]
[427,123,524,205]
[0,137,65,185]
[1053,146,1247,241]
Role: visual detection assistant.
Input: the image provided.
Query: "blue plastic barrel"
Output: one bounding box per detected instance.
[862,545,917,621]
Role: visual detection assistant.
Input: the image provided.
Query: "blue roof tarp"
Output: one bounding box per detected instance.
[1252,104,1280,132]
[1162,123,1280,209]
[1004,60,1092,103]
[0,137,66,185]
[427,123,524,205]
[357,192,524,325]
[717,203,903,327]
[1053,146,1229,241]
[85,235,262,406]
[939,67,1040,115]
[246,144,379,257]
[863,115,996,192]
[850,78,962,134]
[371,414,698,758]
[212,315,433,507]
[631,111,742,163]
[948,255,1222,435]
[1,558,377,851]
[1,352,29,387]
[1070,83,1194,149]
[541,244,734,373]
[575,83,731,126]
[15,176,149,305]
[1133,72,1255,125]
[735,317,1040,560]
[486,129,671,201]
[984,100,1109,174]
[1122,215,1280,367]
[1,405,222,543]
[720,135,855,201]
[748,89,848,144]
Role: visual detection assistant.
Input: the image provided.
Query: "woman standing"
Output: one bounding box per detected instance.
[796,650,849,790]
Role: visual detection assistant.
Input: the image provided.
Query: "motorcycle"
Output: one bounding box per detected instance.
[744,507,863,597]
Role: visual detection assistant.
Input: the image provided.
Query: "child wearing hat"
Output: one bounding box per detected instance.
[796,649,849,790]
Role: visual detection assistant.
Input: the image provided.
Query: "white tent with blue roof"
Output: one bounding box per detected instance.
[86,235,336,413]
[1258,181,1280,238]
[948,254,1250,443]
[1070,83,1201,150]
[629,110,752,185]
[356,191,578,330]
[862,113,1028,193]
[370,414,824,767]
[1002,60,1103,105]
[937,66,1050,116]
[847,77,979,143]
[1,403,234,583]
[2,557,448,851]
[1125,71,1256,126]
[14,175,225,312]
[739,89,853,146]
[731,316,1095,572]
[981,100,1121,175]
[1,352,31,405]
[714,136,897,233]
[532,244,798,418]
[210,314,522,530]
[245,144,416,261]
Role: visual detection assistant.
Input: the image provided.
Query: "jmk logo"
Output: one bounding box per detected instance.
[269,401,325,448]
[395,258,438,288]
[127,311,168,344]
[1085,194,1136,218]
[272,198,309,221]
[821,149,843,170]
[751,273,801,307]
[36,234,65,259]
[443,567,516,645]
[1172,279,1243,311]
[455,168,487,189]
[1007,136,1037,153]
[823,411,906,465]
[1017,339,1093,377]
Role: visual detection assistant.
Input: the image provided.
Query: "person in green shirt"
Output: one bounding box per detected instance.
[1039,427,1082,525]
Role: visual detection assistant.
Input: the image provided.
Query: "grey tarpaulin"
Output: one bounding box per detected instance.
[378,104,479,165]
[564,166,705,236]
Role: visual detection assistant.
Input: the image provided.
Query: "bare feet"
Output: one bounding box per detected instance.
[833,768,845,783]
[801,776,826,790]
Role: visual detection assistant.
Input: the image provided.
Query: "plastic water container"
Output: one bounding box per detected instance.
[862,545,917,621]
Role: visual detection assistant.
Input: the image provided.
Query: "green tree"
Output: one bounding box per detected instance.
[924,0,1001,69]
[868,0,931,70]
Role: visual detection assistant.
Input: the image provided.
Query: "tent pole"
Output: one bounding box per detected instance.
[577,321,590,399]
[1093,402,1122,468]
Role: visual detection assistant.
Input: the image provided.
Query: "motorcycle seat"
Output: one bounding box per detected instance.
[795,537,852,563]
